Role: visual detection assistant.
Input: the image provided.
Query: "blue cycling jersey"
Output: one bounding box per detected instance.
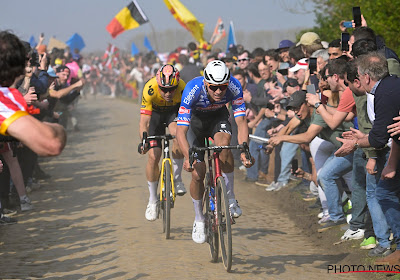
[177,76,246,126]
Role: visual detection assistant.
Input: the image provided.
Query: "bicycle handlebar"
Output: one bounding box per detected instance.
[142,132,175,142]
[142,132,147,149]
[189,142,251,168]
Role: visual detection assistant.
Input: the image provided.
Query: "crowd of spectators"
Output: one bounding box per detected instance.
[0,32,81,224]
[218,19,400,266]
[2,10,400,266]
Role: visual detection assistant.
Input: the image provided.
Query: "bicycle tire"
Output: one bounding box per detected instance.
[204,173,218,262]
[162,161,171,239]
[216,176,232,272]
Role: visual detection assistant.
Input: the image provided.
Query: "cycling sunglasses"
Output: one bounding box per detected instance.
[207,83,229,92]
[159,85,178,93]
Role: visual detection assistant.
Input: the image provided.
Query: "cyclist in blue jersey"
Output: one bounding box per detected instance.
[176,60,254,244]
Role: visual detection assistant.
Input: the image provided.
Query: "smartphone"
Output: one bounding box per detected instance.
[291,159,298,175]
[277,68,288,76]
[40,32,44,37]
[343,21,353,28]
[341,32,350,51]
[352,7,362,28]
[308,57,317,74]
[306,84,316,95]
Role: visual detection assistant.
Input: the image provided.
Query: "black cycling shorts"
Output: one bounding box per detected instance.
[148,109,178,148]
[188,106,232,161]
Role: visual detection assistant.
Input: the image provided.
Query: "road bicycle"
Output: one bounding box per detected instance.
[142,132,176,239]
[189,140,251,272]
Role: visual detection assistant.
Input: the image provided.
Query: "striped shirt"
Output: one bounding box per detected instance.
[0,87,29,135]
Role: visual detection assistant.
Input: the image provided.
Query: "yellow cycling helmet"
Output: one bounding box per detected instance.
[156,64,180,89]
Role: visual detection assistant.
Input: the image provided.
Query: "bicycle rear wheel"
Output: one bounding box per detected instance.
[216,176,232,272]
[203,173,218,262]
[162,161,171,239]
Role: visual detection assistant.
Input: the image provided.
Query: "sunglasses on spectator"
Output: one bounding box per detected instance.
[237,58,249,62]
[208,83,229,91]
[159,85,178,93]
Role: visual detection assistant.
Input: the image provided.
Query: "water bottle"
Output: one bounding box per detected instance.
[209,187,215,211]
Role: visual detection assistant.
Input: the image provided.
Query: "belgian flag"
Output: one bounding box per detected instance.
[106,0,149,38]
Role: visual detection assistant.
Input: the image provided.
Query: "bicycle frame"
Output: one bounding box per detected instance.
[159,138,176,203]
[204,143,231,230]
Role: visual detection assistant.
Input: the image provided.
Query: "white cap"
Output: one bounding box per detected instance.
[289,58,308,72]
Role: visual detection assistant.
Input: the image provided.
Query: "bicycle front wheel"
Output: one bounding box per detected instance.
[162,161,171,239]
[204,173,218,262]
[216,176,232,272]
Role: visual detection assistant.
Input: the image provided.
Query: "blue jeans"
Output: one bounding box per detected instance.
[349,148,367,230]
[366,149,391,248]
[318,152,353,222]
[376,158,400,248]
[277,142,298,184]
[247,118,271,180]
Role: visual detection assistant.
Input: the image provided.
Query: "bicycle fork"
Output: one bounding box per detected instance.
[212,152,235,226]
[159,158,176,206]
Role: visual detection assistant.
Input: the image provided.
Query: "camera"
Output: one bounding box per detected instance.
[29,49,40,67]
[291,159,298,175]
[343,21,353,28]
[277,68,288,76]
[341,32,350,52]
[353,7,362,28]
[308,57,317,74]
[306,84,316,95]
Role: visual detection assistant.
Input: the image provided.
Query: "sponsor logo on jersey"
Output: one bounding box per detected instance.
[219,129,232,135]
[197,104,225,111]
[229,80,241,96]
[198,95,204,102]
[183,84,199,105]
[148,85,154,96]
[142,96,146,104]
[178,106,191,115]
[232,97,244,106]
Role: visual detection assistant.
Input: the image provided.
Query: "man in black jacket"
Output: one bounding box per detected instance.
[335,52,400,265]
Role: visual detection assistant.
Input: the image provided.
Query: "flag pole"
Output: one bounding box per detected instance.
[149,22,159,53]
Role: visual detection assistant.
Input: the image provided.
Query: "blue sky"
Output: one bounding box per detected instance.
[1,0,316,52]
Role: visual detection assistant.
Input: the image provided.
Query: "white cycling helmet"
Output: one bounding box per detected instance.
[203,60,230,85]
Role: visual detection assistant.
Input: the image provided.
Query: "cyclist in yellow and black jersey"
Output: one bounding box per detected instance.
[140,76,185,115]
[138,64,187,221]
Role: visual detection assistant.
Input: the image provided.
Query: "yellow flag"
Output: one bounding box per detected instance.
[163,0,208,47]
